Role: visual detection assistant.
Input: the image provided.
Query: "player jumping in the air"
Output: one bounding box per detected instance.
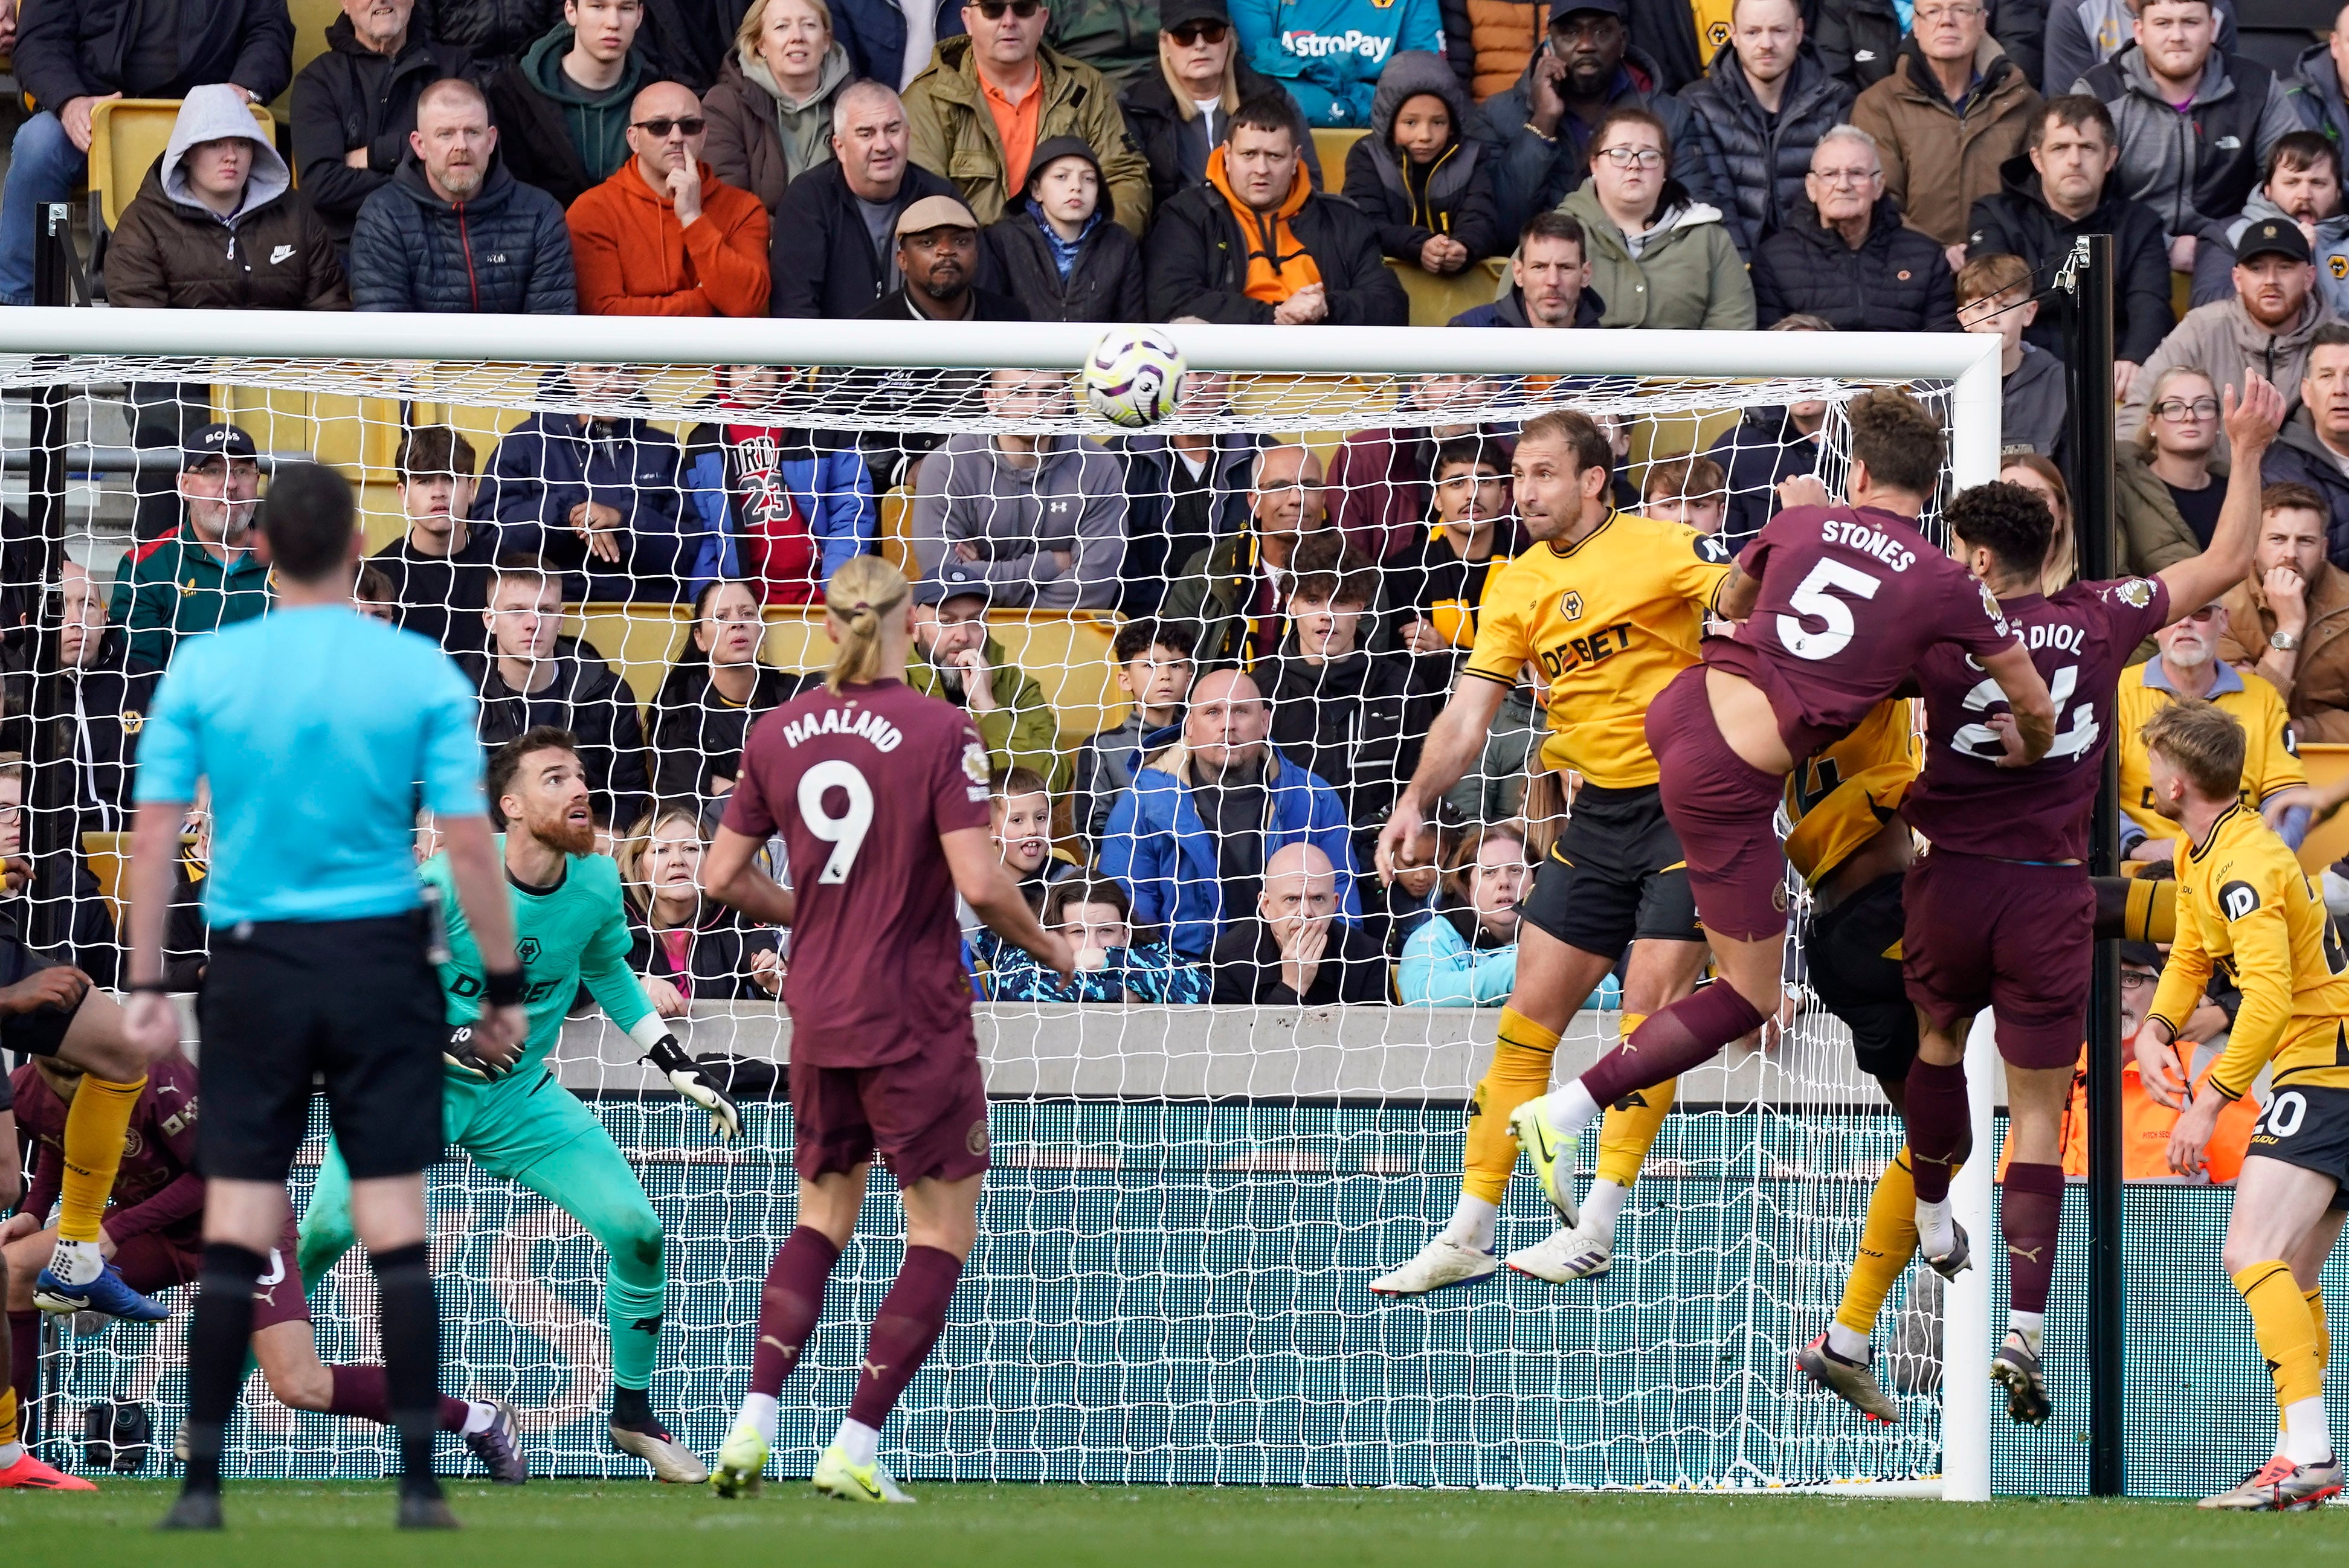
[1507,391,2056,1245]
[2138,700,2347,1509]
[700,556,1073,1503]
[3,1051,526,1485]
[1369,409,1727,1291]
[296,727,738,1483]
[1885,376,2282,1427]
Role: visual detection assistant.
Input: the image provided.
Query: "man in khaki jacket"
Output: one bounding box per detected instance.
[2218,480,2349,742]
[1849,0,2038,263]
[903,0,1152,236]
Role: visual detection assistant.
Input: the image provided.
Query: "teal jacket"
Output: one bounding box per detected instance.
[1397,907,1516,1007]
[108,525,272,673]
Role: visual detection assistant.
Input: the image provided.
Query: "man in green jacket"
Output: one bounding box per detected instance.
[907,585,1069,791]
[1160,443,1344,669]
[108,423,273,673]
[903,12,1152,237]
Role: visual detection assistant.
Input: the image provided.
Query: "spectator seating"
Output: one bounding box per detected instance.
[1312,129,1366,186]
[1389,256,1509,329]
[280,0,344,110]
[81,831,130,930]
[566,602,1131,747]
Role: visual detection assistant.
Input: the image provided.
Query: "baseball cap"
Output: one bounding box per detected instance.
[182,422,258,471]
[2237,217,2313,266]
[914,574,999,608]
[2119,941,2162,972]
[895,194,979,237]
[1553,0,1627,22]
[1160,0,1231,29]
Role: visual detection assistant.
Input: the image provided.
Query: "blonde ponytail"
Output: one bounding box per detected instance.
[823,555,910,693]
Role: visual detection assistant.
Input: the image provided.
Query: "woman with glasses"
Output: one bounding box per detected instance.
[1554,103,1754,329]
[702,0,858,211]
[1117,0,1319,211]
[2119,365,2229,577]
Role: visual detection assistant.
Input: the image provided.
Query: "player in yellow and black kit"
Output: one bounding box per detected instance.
[1368,410,1730,1295]
[2138,699,2348,1510]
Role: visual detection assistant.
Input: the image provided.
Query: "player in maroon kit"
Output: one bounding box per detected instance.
[1889,374,2285,1426]
[699,556,1072,1504]
[1510,391,2058,1217]
[1,1051,526,1483]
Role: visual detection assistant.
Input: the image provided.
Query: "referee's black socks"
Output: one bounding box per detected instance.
[181,1242,268,1496]
[370,1241,444,1500]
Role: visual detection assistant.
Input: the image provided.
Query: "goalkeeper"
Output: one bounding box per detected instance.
[296,727,743,1484]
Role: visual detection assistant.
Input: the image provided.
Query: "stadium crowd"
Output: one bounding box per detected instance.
[14,0,2349,1027]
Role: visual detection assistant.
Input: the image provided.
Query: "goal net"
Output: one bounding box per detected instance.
[0,314,2001,1492]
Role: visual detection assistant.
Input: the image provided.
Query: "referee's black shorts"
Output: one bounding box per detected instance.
[1518,782,1704,957]
[196,911,445,1183]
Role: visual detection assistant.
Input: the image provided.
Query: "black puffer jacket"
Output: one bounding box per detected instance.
[1339,49,1501,265]
[347,154,576,312]
[459,635,651,832]
[290,18,475,248]
[1672,40,1852,257]
[1817,0,2040,91]
[420,0,559,64]
[105,142,348,310]
[1143,178,1410,324]
[1475,43,1728,239]
[984,207,1146,321]
[1965,150,2175,365]
[1118,61,1322,213]
[1258,640,1441,852]
[1751,198,1958,332]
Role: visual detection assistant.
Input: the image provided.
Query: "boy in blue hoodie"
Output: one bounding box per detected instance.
[1341,51,1500,269]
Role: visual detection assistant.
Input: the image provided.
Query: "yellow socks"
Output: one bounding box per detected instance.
[1594,1015,1672,1188]
[1461,1009,1561,1204]
[2311,1287,2330,1374]
[2237,1262,2326,1413]
[0,1387,16,1450]
[57,1073,145,1244]
[1835,1150,1921,1338]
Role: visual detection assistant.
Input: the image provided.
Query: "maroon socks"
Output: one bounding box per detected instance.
[845,1245,964,1430]
[1903,1058,1971,1204]
[752,1226,842,1398]
[1582,985,1770,1107]
[326,1363,469,1432]
[2003,1162,2065,1318]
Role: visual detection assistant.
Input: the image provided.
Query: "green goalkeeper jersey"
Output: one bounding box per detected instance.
[420,842,656,1081]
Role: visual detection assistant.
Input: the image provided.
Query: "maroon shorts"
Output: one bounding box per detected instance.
[1646,664,1790,941]
[790,1047,990,1189]
[116,1216,312,1332]
[1901,848,2093,1071]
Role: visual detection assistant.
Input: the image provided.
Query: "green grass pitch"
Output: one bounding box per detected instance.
[4,1481,2348,1566]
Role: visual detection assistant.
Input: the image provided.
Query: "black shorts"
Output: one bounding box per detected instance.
[1805,873,1915,1082]
[196,912,446,1183]
[1518,782,1703,957]
[2248,1082,2349,1198]
[0,936,80,1059]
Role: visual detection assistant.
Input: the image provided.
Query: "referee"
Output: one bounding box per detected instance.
[121,464,527,1531]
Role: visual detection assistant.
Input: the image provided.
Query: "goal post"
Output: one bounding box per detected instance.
[0,310,2003,1493]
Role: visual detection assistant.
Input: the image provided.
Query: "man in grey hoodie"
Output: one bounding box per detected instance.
[2190,132,2349,319]
[2123,216,2332,449]
[907,367,1129,609]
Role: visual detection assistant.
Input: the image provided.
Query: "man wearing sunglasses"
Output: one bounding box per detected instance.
[566,79,772,315]
[903,0,1153,235]
[2116,596,2314,864]
[1116,0,1321,211]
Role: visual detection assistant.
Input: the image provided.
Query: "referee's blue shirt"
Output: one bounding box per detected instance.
[136,606,486,926]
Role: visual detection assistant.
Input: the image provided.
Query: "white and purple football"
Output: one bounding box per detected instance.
[1081,327,1187,428]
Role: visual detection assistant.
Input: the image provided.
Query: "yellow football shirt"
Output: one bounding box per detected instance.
[1783,698,1919,887]
[2149,801,2349,1100]
[1690,0,1737,57]
[1463,509,1732,790]
[2116,661,2304,844]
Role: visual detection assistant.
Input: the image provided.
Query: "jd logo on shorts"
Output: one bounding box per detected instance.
[2220,881,2260,922]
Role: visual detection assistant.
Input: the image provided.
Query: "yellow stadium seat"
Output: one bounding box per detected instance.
[1388,257,1510,328]
[988,611,1126,747]
[1312,127,1365,181]
[878,487,915,575]
[281,0,346,114]
[82,832,130,931]
[568,603,697,708]
[90,98,275,232]
[2299,745,2349,874]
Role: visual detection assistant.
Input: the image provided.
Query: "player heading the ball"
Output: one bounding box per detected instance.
[700,555,1073,1504]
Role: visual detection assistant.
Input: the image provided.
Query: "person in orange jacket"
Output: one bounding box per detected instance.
[566,79,772,315]
[2050,940,2260,1181]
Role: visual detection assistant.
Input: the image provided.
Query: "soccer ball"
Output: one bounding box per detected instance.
[1081,327,1187,429]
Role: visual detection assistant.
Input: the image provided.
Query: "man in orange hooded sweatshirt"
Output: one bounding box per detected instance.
[567,80,771,315]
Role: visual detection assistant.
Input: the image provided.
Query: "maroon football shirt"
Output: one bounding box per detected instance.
[1904,576,2173,861]
[13,1050,204,1244]
[1711,504,2022,758]
[724,678,992,1068]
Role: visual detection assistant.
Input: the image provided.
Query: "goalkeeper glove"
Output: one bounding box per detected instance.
[644,1035,743,1142]
[443,1023,515,1082]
